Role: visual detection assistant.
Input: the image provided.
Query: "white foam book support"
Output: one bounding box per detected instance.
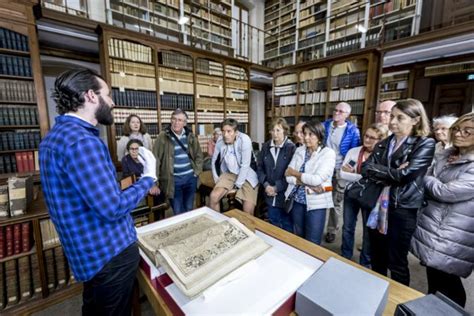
[137,207,323,315]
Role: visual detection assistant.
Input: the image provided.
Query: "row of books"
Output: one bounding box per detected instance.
[227,89,247,100]
[12,151,39,173]
[275,105,296,117]
[113,108,158,124]
[197,84,224,98]
[0,223,32,259]
[195,111,224,123]
[196,59,223,76]
[370,0,416,19]
[425,61,474,77]
[39,219,60,248]
[0,79,36,102]
[160,79,194,94]
[160,67,194,83]
[300,78,328,92]
[226,112,249,123]
[0,28,29,52]
[0,177,33,217]
[111,72,156,91]
[275,84,297,96]
[0,131,41,151]
[381,81,408,91]
[159,51,193,71]
[225,65,247,81]
[0,54,32,77]
[161,93,194,110]
[43,247,76,293]
[226,100,248,112]
[109,58,155,77]
[329,86,367,101]
[380,90,405,101]
[226,78,247,90]
[275,73,298,86]
[196,97,223,111]
[331,71,367,88]
[115,123,159,138]
[0,106,39,126]
[326,38,361,56]
[381,71,410,84]
[300,103,326,116]
[197,73,223,87]
[108,38,153,64]
[0,253,42,309]
[299,91,328,104]
[112,88,157,109]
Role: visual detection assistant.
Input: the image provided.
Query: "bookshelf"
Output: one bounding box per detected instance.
[0,9,48,178]
[196,57,224,152]
[158,49,195,131]
[274,72,298,129]
[225,64,249,134]
[263,0,299,68]
[270,50,380,135]
[299,67,328,122]
[98,25,251,163]
[264,0,420,67]
[379,70,410,102]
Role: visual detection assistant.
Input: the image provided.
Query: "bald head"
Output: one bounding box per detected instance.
[375,100,396,125]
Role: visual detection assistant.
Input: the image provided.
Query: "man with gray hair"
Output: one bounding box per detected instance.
[323,102,361,243]
[153,108,203,215]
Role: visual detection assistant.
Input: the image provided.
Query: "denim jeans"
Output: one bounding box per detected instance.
[341,194,371,267]
[82,243,139,316]
[170,174,197,215]
[292,201,326,245]
[268,205,293,233]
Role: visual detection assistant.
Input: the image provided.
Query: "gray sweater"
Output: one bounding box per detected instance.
[411,148,474,278]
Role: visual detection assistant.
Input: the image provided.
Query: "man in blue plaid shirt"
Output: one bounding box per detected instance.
[40,69,157,315]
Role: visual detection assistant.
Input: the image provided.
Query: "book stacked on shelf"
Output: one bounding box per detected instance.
[0,54,32,77]
[196,97,223,111]
[159,51,193,70]
[108,38,152,64]
[194,111,224,123]
[0,28,29,52]
[1,255,39,308]
[0,222,32,258]
[111,72,156,91]
[0,131,41,150]
[113,108,158,124]
[1,106,39,125]
[0,153,39,175]
[112,88,157,108]
[160,93,194,110]
[7,177,33,217]
[109,58,155,77]
[0,79,36,102]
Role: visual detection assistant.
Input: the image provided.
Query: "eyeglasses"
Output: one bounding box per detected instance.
[452,127,474,137]
[364,135,380,141]
[333,109,348,114]
[129,147,140,151]
[375,111,391,115]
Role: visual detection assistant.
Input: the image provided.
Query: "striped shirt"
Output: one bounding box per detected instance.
[172,130,193,177]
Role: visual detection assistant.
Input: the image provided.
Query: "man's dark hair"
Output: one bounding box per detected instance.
[52,68,105,115]
[221,118,239,131]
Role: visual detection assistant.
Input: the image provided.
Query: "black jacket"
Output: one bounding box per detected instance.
[361,135,435,210]
[257,139,296,208]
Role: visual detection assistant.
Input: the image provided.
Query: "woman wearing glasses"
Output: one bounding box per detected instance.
[340,123,389,267]
[361,99,435,286]
[432,115,458,155]
[411,112,474,307]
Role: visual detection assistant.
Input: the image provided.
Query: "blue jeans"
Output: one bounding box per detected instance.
[268,205,293,233]
[170,174,197,215]
[341,194,371,267]
[291,201,326,245]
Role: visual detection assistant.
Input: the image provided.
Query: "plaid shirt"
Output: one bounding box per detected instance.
[39,115,153,281]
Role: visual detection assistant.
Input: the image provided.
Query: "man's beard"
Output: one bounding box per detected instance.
[95,96,114,125]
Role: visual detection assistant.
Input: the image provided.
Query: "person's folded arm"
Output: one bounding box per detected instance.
[424,169,474,203]
[301,149,336,187]
[64,137,154,222]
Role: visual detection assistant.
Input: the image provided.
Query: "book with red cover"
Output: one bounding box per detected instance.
[21,222,31,252]
[26,151,34,172]
[0,225,4,259]
[5,225,13,257]
[21,152,29,172]
[13,223,21,255]
[14,152,24,173]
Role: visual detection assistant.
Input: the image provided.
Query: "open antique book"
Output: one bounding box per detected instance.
[138,215,271,298]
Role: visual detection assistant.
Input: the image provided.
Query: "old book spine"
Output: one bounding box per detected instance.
[18,255,32,301]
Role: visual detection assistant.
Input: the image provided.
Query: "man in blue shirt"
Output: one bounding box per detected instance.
[40,69,156,315]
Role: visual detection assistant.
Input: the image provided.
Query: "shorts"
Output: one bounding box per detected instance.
[214,172,259,205]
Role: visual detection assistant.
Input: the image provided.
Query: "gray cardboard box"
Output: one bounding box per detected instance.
[295,257,389,316]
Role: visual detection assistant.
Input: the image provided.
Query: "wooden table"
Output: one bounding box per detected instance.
[137,209,423,315]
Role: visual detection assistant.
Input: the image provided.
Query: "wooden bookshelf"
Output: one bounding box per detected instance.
[379,70,410,102]
[270,50,381,134]
[98,25,251,163]
[264,0,420,67]
[0,6,48,176]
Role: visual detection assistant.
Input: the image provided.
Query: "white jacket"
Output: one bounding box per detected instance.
[285,146,336,210]
[339,146,363,184]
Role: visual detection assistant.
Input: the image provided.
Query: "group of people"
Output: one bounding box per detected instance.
[39,68,473,314]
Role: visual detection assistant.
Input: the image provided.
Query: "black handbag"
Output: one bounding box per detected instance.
[284,195,294,214]
[345,177,383,210]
